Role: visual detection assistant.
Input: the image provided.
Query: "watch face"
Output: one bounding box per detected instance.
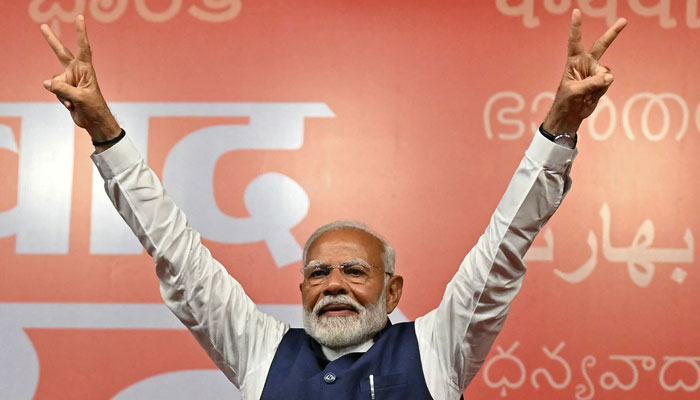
[553,134,576,149]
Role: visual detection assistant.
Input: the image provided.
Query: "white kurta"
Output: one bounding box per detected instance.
[91,132,576,399]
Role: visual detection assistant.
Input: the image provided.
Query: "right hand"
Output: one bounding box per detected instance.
[41,15,121,144]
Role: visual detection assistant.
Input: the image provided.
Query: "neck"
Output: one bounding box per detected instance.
[321,339,374,361]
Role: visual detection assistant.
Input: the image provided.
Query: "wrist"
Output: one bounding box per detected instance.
[542,113,580,139]
[88,114,122,154]
[87,114,121,143]
[92,128,126,154]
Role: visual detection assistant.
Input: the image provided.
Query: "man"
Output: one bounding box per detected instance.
[41,10,626,399]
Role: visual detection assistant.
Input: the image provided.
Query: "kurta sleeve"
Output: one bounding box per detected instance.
[91,136,289,398]
[415,132,577,399]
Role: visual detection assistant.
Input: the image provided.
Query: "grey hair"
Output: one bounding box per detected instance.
[302,221,395,275]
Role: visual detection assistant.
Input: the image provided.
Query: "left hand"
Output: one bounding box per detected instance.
[543,9,627,137]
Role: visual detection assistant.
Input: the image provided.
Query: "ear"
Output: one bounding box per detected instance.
[384,275,404,314]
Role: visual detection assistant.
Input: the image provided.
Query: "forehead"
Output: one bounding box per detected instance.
[306,228,385,269]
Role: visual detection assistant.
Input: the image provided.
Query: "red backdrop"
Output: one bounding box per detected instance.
[1,1,699,398]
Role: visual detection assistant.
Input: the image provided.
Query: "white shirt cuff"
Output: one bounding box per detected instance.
[90,136,142,180]
[527,130,578,168]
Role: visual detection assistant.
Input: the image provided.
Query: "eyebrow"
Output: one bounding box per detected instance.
[304,258,370,269]
[304,260,323,269]
[343,258,371,267]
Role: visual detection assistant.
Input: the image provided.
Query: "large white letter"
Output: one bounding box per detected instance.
[495,0,539,27]
[160,103,334,267]
[0,103,74,253]
[578,0,618,26]
[628,0,676,28]
[89,103,334,263]
[484,92,525,140]
[687,0,700,28]
[622,93,688,142]
[544,0,572,14]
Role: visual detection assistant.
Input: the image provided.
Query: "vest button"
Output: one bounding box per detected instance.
[323,372,336,384]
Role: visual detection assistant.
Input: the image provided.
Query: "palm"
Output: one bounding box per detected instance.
[63,61,96,128]
[41,16,120,140]
[544,10,627,135]
[564,55,607,119]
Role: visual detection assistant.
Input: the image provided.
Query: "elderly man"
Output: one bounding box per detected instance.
[41,10,626,399]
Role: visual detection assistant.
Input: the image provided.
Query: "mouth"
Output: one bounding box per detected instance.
[318,303,358,317]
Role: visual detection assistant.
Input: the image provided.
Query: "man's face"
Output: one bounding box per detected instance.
[301,228,387,313]
[300,228,402,349]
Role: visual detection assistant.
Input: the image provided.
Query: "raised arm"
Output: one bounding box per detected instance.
[41,17,288,398]
[415,10,627,398]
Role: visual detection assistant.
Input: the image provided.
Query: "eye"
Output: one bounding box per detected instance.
[309,267,330,278]
[343,266,368,277]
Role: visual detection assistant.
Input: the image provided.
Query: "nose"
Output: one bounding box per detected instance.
[323,267,348,296]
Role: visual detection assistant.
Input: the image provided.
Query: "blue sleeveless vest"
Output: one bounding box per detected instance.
[260,321,435,399]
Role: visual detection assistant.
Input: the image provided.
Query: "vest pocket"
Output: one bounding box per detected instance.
[359,372,408,393]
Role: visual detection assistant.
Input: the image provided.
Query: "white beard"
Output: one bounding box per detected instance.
[303,290,388,351]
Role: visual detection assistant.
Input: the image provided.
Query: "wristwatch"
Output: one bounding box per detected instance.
[538,124,577,149]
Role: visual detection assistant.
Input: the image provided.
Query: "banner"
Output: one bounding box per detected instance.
[1,1,699,398]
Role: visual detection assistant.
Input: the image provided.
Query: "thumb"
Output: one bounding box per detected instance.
[43,79,81,102]
[574,73,614,96]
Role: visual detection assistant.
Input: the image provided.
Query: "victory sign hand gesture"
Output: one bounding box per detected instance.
[543,9,628,137]
[41,15,121,145]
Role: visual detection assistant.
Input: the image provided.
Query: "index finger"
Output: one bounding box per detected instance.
[589,17,628,61]
[40,23,74,67]
[75,15,92,62]
[568,9,585,57]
